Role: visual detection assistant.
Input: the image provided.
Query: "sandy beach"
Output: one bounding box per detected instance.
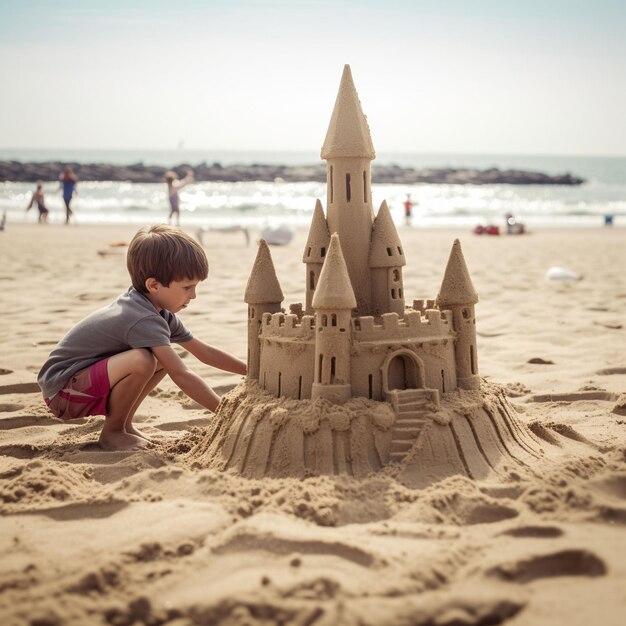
[1,222,625,626]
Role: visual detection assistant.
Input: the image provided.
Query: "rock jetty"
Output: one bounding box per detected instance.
[0,160,584,185]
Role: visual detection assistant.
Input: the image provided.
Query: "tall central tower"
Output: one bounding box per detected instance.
[321,65,376,315]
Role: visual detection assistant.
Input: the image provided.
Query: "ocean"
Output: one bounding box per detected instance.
[1,149,625,229]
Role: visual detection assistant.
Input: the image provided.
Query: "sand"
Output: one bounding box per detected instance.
[1,222,625,626]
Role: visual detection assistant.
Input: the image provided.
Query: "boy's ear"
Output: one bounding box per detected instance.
[145,277,161,292]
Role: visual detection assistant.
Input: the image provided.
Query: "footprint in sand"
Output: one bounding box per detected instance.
[487,549,606,583]
[596,367,626,375]
[591,473,626,500]
[0,444,39,459]
[77,292,114,302]
[527,357,554,365]
[593,320,623,330]
[0,368,12,375]
[500,525,564,539]
[0,382,40,395]
[0,415,46,430]
[528,391,619,403]
[0,403,24,413]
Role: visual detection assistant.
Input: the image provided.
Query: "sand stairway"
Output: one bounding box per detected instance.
[387,389,439,463]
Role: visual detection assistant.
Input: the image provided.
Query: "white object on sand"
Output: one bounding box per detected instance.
[260,223,294,246]
[545,266,582,282]
[196,226,250,246]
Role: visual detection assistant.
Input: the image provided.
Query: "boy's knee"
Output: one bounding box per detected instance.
[129,348,157,375]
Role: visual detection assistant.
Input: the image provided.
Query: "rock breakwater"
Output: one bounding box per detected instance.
[0,160,584,185]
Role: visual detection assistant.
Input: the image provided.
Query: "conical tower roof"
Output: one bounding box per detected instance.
[436,239,479,306]
[321,65,376,160]
[302,199,331,264]
[369,200,407,268]
[244,239,284,304]
[312,233,357,310]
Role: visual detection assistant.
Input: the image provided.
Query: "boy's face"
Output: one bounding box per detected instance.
[146,278,200,313]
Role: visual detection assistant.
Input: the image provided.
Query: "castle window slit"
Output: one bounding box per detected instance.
[368,374,373,399]
[470,345,476,374]
[386,247,392,256]
[330,166,334,203]
[263,372,266,389]
[309,270,315,290]
[346,173,351,201]
[330,357,336,383]
[318,354,323,383]
[331,314,337,326]
[441,369,446,393]
[298,376,302,399]
[277,372,281,397]
[363,171,367,201]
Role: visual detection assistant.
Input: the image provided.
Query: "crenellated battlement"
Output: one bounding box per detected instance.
[412,298,436,313]
[352,309,453,343]
[260,311,316,339]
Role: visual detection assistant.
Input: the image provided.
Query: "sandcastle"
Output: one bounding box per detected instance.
[191,66,542,487]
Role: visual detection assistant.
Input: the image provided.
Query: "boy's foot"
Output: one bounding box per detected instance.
[125,424,153,442]
[98,430,149,451]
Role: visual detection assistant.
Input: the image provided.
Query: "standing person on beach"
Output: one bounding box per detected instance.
[59,165,78,224]
[403,193,416,225]
[165,169,193,226]
[37,224,246,451]
[25,182,49,224]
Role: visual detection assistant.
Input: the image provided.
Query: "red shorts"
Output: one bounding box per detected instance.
[45,358,111,420]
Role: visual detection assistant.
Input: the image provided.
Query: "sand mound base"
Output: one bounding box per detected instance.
[186,380,545,488]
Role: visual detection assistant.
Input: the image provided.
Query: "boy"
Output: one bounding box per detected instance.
[37,224,246,451]
[26,182,50,223]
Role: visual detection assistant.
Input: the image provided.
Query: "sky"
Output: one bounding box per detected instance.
[0,0,625,156]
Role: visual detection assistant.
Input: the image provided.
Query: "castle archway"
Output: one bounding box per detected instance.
[382,350,425,393]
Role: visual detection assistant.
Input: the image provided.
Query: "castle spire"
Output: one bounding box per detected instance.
[436,239,478,307]
[303,199,331,314]
[244,239,284,304]
[369,200,407,268]
[321,65,375,160]
[302,199,330,264]
[312,234,356,310]
[369,200,407,316]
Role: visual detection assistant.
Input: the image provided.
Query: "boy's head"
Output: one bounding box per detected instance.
[164,170,178,183]
[127,224,208,294]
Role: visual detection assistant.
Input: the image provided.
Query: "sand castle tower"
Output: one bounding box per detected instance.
[191,65,543,486]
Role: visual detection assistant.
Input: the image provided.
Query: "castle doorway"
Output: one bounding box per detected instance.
[382,350,425,393]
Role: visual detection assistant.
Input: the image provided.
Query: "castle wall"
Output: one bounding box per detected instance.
[257,308,457,402]
[258,313,316,399]
[350,310,457,400]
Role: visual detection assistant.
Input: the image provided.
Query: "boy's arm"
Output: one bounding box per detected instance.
[179,337,246,375]
[151,344,221,412]
[26,194,34,210]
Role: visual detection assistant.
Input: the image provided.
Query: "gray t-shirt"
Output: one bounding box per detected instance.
[38,287,193,399]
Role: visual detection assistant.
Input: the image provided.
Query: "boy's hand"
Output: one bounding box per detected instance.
[151,345,221,412]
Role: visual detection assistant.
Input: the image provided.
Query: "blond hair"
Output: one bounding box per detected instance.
[127,224,208,293]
